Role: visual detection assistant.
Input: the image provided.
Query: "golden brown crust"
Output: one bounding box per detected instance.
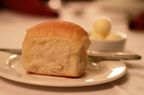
[23,20,89,44]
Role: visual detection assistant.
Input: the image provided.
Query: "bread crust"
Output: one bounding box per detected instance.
[23,20,89,43]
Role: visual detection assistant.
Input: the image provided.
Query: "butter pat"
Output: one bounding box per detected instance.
[93,17,112,38]
[106,33,123,40]
[90,31,105,40]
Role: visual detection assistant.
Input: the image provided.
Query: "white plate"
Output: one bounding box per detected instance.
[0,54,127,87]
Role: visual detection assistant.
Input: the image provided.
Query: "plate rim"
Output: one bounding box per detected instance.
[0,56,127,87]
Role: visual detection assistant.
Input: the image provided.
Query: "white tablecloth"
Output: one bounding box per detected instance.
[0,1,144,95]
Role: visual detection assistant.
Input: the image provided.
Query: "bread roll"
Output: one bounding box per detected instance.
[22,21,90,77]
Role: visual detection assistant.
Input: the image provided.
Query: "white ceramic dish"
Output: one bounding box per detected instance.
[0,54,127,87]
[89,32,127,52]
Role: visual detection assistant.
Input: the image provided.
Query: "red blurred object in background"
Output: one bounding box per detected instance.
[1,0,59,17]
[128,12,144,31]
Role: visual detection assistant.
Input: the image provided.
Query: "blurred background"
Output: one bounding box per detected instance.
[0,0,144,49]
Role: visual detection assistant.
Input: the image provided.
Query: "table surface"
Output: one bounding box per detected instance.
[0,1,144,95]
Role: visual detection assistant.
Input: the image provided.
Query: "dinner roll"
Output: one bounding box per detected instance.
[22,20,90,77]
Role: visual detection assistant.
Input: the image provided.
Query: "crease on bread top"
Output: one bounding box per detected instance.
[22,20,91,77]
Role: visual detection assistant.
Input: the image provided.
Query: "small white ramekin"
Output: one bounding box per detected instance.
[89,32,127,52]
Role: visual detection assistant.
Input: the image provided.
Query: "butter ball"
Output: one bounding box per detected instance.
[106,33,122,40]
[94,17,112,38]
[90,31,105,40]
